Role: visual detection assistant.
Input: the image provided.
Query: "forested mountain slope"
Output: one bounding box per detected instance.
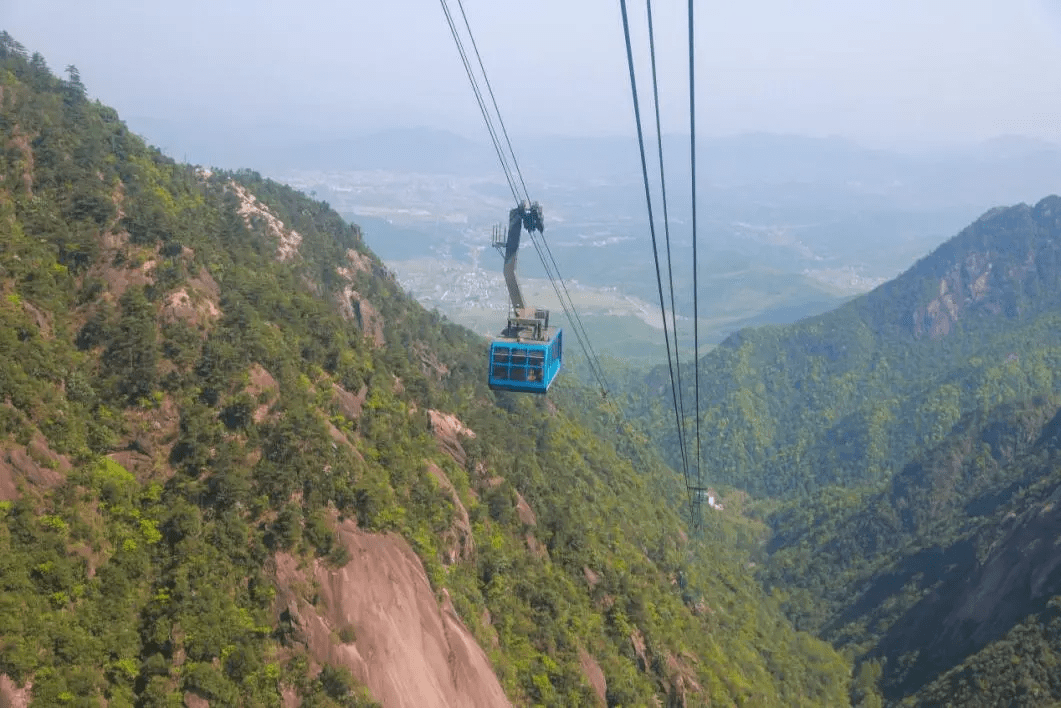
[612,130,1061,702]
[0,34,852,706]
[633,192,1061,498]
[757,394,1061,703]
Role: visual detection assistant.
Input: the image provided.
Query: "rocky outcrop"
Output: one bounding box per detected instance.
[342,248,373,276]
[86,231,155,304]
[0,674,31,708]
[427,462,474,564]
[0,432,70,501]
[631,629,649,672]
[183,692,209,708]
[245,364,279,423]
[514,491,536,527]
[230,182,302,261]
[334,250,389,348]
[893,196,1061,340]
[161,267,222,328]
[913,252,999,339]
[664,652,703,707]
[335,286,385,347]
[428,410,476,468]
[579,648,607,707]
[331,382,368,422]
[274,522,511,708]
[415,342,450,381]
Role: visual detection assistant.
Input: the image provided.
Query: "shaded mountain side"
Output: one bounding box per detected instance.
[629,193,1061,499]
[905,597,1061,707]
[0,34,852,706]
[874,475,1061,700]
[756,396,1061,703]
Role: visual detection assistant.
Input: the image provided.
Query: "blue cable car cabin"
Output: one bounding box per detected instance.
[489,329,562,394]
[487,201,563,393]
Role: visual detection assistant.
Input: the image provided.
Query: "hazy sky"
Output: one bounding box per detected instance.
[6,0,1061,146]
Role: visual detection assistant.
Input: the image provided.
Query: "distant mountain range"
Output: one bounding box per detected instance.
[135,118,1061,206]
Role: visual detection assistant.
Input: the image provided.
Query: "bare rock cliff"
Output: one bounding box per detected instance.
[867,195,1061,340]
[276,521,511,707]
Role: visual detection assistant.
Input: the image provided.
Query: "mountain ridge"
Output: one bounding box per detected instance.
[861,195,1061,340]
[629,193,1061,498]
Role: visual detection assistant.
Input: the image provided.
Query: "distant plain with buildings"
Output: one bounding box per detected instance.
[139,119,1061,367]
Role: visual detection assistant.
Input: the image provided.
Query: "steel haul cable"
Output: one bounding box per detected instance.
[438,0,519,203]
[687,0,704,531]
[619,0,697,524]
[453,0,531,203]
[646,0,690,480]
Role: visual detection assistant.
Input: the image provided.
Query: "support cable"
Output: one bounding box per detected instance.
[687,0,704,531]
[533,233,610,394]
[527,233,608,394]
[439,0,520,203]
[454,0,532,204]
[646,0,690,479]
[619,0,695,509]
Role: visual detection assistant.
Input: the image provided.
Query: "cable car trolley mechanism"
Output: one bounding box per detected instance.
[487,201,562,394]
[437,0,593,394]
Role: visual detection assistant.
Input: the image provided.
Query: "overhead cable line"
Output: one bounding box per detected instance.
[645,0,690,480]
[438,0,520,203]
[619,0,695,516]
[529,232,610,395]
[453,0,531,204]
[687,0,704,532]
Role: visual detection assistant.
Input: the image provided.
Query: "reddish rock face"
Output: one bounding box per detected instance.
[230,182,303,262]
[428,409,476,467]
[276,521,511,708]
[579,648,607,706]
[335,250,387,348]
[0,674,31,708]
[0,432,69,501]
[426,463,475,564]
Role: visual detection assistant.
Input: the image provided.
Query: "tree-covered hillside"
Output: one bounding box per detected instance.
[614,134,1061,702]
[754,394,1061,700]
[0,33,852,706]
[632,194,1061,498]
